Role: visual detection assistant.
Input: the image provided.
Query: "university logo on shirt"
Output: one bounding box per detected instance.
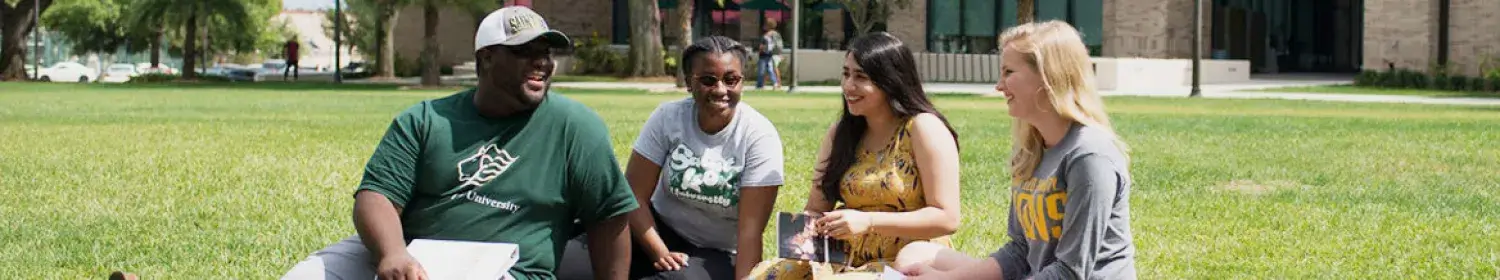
[451,144,523,211]
[666,145,741,207]
[457,144,519,189]
[1014,177,1066,242]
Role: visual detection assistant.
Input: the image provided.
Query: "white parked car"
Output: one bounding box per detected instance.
[136,63,177,75]
[100,63,139,83]
[38,62,97,83]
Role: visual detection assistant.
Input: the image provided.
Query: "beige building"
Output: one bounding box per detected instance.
[394,0,1500,78]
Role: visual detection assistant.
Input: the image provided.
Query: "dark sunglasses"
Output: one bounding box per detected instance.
[694,75,744,88]
[500,44,553,58]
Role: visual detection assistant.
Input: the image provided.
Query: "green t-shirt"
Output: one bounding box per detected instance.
[356,89,639,280]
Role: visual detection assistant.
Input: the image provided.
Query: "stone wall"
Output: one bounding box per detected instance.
[886,0,928,51]
[1102,0,1210,59]
[1163,0,1213,58]
[1362,0,1438,73]
[531,0,614,41]
[394,5,480,67]
[1447,0,1500,77]
[1102,0,1170,57]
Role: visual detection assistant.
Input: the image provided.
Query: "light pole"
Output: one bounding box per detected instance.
[33,0,41,80]
[1190,0,1202,97]
[334,0,343,83]
[788,0,798,93]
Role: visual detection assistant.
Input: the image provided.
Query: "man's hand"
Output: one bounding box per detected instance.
[651,251,690,271]
[376,253,428,280]
[817,209,872,240]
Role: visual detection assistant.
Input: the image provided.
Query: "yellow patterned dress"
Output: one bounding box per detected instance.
[747,118,952,280]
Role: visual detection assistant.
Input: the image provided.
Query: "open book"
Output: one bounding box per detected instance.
[387,239,520,280]
[776,212,849,264]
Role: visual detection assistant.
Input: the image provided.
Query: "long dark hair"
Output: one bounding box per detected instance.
[818,32,959,203]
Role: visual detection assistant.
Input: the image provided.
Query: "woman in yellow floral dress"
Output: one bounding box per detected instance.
[746,32,963,280]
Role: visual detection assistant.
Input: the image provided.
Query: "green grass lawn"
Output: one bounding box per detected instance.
[1255,84,1500,98]
[2,83,1498,278]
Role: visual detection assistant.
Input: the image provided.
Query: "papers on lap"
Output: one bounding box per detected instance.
[381,239,520,280]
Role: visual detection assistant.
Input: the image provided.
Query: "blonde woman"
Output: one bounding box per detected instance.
[894,21,1136,279]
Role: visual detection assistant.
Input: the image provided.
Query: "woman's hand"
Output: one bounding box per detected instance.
[651,251,690,271]
[817,209,873,240]
[901,263,946,279]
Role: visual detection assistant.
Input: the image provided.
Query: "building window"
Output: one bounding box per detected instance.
[929,0,1101,55]
[612,0,630,44]
[1036,0,1103,55]
[927,0,1005,54]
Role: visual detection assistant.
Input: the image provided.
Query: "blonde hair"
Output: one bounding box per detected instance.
[1000,21,1128,184]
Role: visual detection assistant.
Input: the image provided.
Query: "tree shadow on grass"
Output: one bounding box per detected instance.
[1462,105,1500,112]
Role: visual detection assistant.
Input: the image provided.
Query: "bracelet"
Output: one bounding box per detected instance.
[866,213,875,234]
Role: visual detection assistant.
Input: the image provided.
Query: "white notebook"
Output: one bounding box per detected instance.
[880,265,907,280]
[390,239,520,280]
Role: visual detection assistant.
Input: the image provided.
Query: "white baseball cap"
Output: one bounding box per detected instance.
[474,6,572,51]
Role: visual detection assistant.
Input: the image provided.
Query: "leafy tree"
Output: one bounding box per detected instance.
[127,0,263,79]
[831,0,912,36]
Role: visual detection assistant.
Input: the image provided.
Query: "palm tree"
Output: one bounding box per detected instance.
[129,0,255,80]
[1017,0,1034,24]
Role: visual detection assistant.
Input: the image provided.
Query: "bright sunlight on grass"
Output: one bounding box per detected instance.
[2,83,1498,278]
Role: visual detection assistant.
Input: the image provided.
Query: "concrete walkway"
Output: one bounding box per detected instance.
[552,74,1500,106]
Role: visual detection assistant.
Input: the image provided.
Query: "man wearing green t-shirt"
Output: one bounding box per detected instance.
[282,7,638,280]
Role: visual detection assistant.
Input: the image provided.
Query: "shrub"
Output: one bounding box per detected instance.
[394,54,421,78]
[1429,72,1450,90]
[1487,69,1500,93]
[342,71,374,80]
[128,73,180,83]
[1378,69,1401,88]
[571,35,625,75]
[1488,75,1500,93]
[1441,75,1466,91]
[198,74,233,83]
[663,50,679,77]
[1354,70,1383,87]
[1468,77,1486,92]
[125,73,233,83]
[1395,69,1427,89]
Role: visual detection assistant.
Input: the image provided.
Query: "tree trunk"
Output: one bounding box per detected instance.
[374,1,399,79]
[149,27,162,68]
[183,9,198,80]
[420,0,440,86]
[672,0,693,87]
[1017,0,1034,24]
[0,0,53,81]
[627,0,665,77]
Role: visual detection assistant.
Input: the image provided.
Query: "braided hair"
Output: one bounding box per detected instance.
[680,36,751,78]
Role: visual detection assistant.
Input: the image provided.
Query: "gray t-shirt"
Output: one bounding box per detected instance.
[634,98,785,253]
[991,124,1136,280]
